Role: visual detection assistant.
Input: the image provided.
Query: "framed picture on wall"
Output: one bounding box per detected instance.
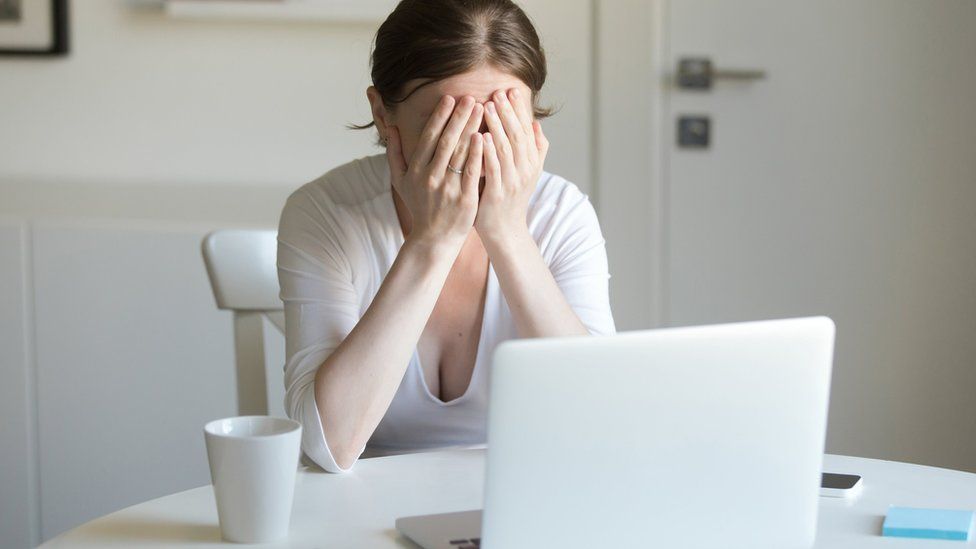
[0,0,68,56]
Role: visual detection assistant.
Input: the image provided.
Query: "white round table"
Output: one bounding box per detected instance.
[42,449,976,548]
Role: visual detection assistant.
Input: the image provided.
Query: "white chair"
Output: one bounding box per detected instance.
[201,229,284,416]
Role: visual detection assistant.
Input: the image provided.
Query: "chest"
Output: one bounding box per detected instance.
[416,240,489,403]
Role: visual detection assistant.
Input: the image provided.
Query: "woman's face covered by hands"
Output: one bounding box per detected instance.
[368,64,535,176]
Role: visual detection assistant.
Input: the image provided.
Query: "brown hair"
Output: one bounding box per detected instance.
[350,0,555,136]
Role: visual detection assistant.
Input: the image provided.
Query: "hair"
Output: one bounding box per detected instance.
[349,0,555,139]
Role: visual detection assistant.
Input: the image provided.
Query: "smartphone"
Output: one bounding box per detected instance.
[820,472,863,498]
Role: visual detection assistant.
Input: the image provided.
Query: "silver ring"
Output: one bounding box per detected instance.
[447,164,463,175]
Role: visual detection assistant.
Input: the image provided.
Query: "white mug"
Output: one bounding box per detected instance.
[204,416,303,543]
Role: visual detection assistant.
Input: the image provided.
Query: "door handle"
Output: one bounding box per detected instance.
[677,57,766,90]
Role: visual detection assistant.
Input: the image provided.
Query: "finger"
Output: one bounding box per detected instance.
[386,126,407,187]
[483,101,513,166]
[460,132,483,200]
[413,95,457,168]
[532,120,549,159]
[448,103,484,176]
[493,89,527,161]
[508,88,534,137]
[482,132,502,194]
[430,96,477,174]
[386,126,407,173]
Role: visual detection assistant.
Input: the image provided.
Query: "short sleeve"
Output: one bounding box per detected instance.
[277,190,363,473]
[540,183,617,336]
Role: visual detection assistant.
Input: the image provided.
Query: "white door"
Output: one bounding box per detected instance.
[667,0,976,473]
[599,1,976,473]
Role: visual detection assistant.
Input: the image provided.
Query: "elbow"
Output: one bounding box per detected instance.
[300,429,359,474]
[286,372,358,474]
[301,413,362,473]
[328,442,360,472]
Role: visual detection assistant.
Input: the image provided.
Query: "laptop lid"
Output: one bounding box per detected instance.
[481,317,834,549]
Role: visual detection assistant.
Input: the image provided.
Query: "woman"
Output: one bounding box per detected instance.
[277,0,615,473]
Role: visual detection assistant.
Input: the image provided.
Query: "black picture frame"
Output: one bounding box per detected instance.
[0,0,69,56]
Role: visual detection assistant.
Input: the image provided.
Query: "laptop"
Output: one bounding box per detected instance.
[396,317,835,549]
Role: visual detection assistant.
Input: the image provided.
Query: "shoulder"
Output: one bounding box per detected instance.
[284,153,389,213]
[278,153,391,253]
[527,171,610,280]
[528,170,601,236]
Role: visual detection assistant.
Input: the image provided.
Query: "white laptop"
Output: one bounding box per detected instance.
[396,317,835,549]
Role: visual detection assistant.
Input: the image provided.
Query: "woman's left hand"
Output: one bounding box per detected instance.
[475,87,550,246]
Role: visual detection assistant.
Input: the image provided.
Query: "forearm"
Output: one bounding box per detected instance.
[483,226,589,338]
[313,237,460,468]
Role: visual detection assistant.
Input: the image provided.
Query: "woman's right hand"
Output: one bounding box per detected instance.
[386,95,485,248]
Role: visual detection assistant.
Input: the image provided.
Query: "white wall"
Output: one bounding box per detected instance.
[0,0,592,192]
[595,0,663,331]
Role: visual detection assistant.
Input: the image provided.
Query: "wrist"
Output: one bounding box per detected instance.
[479,222,532,256]
[403,232,465,262]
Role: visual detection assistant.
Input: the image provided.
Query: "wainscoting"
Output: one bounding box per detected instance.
[0,184,290,546]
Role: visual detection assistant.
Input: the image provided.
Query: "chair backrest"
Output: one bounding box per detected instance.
[201,229,282,311]
[201,229,284,416]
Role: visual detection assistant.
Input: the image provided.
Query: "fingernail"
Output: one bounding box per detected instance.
[510,89,519,99]
[486,102,496,114]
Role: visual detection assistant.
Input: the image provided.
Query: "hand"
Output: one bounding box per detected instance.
[475,87,550,246]
[386,95,485,249]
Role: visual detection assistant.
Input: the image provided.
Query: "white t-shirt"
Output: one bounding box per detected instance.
[277,153,615,473]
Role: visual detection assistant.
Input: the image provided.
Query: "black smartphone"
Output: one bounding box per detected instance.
[820,472,862,497]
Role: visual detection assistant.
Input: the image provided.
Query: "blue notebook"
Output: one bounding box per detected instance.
[882,506,975,541]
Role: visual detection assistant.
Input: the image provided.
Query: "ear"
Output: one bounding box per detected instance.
[366,86,394,139]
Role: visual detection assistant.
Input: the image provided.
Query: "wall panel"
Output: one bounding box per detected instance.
[32,221,240,540]
[0,220,35,548]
